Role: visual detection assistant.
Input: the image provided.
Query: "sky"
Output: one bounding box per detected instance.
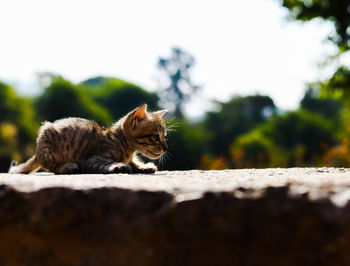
[0,0,337,117]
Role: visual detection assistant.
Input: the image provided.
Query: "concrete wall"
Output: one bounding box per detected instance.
[0,168,350,266]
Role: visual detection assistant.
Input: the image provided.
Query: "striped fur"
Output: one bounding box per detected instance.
[9,104,167,174]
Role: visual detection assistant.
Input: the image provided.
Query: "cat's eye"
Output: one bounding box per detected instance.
[153,134,160,142]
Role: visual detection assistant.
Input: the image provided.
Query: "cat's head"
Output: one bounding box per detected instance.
[123,104,168,159]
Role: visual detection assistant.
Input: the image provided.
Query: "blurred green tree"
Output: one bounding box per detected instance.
[278,0,350,168]
[319,66,350,106]
[0,82,37,172]
[82,76,160,120]
[264,110,336,165]
[35,76,112,125]
[300,87,343,120]
[204,95,277,156]
[231,110,337,167]
[231,130,272,168]
[0,82,37,141]
[279,0,350,115]
[279,0,350,50]
[157,47,200,118]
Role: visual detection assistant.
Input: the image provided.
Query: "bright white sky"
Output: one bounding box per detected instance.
[0,0,337,117]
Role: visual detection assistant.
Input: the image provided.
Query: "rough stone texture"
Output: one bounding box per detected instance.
[1,168,350,265]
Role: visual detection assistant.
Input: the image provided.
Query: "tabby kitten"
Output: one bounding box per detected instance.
[9,104,168,174]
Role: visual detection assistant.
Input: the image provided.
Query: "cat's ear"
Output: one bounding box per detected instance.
[134,104,149,120]
[131,104,149,129]
[154,109,167,118]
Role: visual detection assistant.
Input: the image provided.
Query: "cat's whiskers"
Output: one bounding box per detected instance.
[165,117,180,132]
[156,153,164,169]
[156,151,170,170]
[160,152,167,170]
[163,151,173,169]
[166,124,179,132]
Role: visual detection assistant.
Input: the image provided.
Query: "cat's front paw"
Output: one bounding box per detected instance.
[110,163,132,174]
[141,167,157,174]
[134,163,157,174]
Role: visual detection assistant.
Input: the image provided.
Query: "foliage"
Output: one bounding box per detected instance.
[322,138,350,167]
[0,83,37,172]
[321,109,350,167]
[0,82,37,142]
[318,66,350,107]
[82,76,160,120]
[0,123,20,173]
[301,87,343,120]
[278,0,350,168]
[231,130,272,168]
[157,47,200,117]
[279,0,350,50]
[231,110,337,167]
[203,95,276,156]
[35,76,112,125]
[266,110,336,162]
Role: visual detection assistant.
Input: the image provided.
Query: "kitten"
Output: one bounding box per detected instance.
[9,104,168,174]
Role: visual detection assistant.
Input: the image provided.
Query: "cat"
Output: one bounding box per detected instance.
[8,104,168,174]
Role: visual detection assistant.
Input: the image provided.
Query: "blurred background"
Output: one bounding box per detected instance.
[1,0,350,172]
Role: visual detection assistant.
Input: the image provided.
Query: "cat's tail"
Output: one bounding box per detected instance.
[8,156,40,174]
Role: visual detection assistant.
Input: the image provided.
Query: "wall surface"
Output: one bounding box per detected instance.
[1,168,350,266]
